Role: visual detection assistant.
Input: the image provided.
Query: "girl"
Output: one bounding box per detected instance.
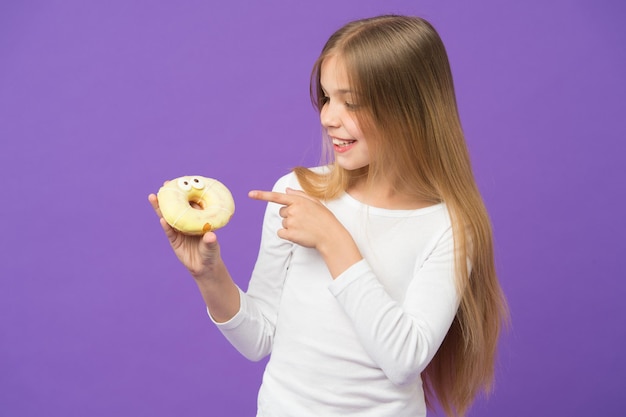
[149,14,508,417]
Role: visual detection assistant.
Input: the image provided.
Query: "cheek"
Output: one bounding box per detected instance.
[346,118,365,140]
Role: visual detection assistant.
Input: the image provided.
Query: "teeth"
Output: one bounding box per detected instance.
[333,138,355,147]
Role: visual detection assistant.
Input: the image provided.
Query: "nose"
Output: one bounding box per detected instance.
[320,101,340,129]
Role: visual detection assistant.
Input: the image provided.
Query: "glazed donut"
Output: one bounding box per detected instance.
[157,175,235,235]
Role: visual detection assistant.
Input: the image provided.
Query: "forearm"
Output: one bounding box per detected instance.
[329,261,458,386]
[193,261,240,323]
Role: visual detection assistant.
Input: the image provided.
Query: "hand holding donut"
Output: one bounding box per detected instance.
[148,193,223,280]
[149,175,234,280]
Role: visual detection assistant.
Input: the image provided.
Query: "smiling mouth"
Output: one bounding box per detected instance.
[332,138,356,147]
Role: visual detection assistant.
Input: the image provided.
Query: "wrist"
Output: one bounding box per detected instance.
[318,231,362,279]
[189,259,226,282]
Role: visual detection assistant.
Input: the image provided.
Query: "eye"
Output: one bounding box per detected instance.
[177,178,192,191]
[190,177,205,189]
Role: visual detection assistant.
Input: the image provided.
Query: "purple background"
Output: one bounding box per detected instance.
[1,1,624,416]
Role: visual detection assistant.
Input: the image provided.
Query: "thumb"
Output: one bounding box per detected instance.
[199,232,221,261]
[202,231,218,245]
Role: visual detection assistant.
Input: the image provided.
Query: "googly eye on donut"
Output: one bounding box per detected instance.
[157,175,235,235]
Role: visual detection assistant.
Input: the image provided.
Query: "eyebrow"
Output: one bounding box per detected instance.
[320,84,354,95]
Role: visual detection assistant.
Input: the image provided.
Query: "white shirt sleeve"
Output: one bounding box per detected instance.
[328,226,461,386]
[211,174,295,361]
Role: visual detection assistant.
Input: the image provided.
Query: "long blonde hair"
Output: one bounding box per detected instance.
[294,15,509,417]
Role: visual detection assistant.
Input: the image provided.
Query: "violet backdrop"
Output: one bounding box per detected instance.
[1,0,624,416]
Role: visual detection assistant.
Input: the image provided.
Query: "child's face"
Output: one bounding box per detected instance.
[319,55,370,171]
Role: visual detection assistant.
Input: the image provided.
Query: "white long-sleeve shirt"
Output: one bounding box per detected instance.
[212,171,460,417]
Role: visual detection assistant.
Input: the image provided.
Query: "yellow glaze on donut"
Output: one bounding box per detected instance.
[157,176,235,235]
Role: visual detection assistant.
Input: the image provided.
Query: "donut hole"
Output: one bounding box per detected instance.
[189,200,205,210]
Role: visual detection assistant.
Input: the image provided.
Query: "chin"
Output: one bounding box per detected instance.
[337,162,369,172]
[335,157,370,172]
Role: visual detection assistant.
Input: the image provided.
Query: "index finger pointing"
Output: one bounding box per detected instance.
[248,190,293,205]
